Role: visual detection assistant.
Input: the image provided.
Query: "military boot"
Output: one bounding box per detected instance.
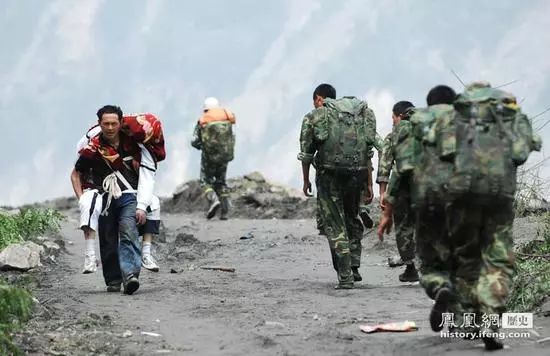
[335,254,354,289]
[205,191,221,219]
[482,337,504,351]
[399,262,419,282]
[359,206,374,229]
[430,287,451,331]
[220,196,229,220]
[352,267,362,282]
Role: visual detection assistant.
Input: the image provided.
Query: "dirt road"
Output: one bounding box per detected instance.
[17,213,550,355]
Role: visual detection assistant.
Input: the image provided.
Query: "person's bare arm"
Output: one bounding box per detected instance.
[377,202,394,240]
[379,182,387,209]
[70,168,84,199]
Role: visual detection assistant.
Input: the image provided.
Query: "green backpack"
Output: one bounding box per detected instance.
[407,105,455,208]
[201,121,235,164]
[438,85,540,204]
[392,119,415,175]
[314,97,375,173]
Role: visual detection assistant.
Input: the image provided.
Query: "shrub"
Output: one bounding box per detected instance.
[507,213,550,312]
[0,208,64,250]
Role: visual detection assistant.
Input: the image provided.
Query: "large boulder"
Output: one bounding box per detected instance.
[164,172,316,219]
[244,171,266,183]
[0,241,44,271]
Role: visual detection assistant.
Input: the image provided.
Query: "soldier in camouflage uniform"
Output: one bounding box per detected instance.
[358,134,383,229]
[315,116,380,235]
[191,97,236,220]
[302,84,336,238]
[379,84,541,350]
[319,138,381,235]
[376,101,419,282]
[299,84,377,289]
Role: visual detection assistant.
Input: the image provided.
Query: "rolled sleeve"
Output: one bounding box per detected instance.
[298,113,316,164]
[385,173,400,205]
[297,152,314,164]
[376,133,394,184]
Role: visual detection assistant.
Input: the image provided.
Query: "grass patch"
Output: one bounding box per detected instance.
[507,213,550,312]
[0,207,64,354]
[0,279,33,355]
[0,207,65,250]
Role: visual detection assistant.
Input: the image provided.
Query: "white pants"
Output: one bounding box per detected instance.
[79,189,102,231]
[79,189,161,231]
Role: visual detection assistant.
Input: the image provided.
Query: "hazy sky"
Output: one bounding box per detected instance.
[1,0,549,206]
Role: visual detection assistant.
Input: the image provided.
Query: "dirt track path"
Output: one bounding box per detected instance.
[22,213,550,355]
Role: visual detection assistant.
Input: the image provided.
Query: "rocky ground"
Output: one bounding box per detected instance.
[5,173,550,355]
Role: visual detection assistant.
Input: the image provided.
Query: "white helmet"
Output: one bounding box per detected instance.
[203,97,220,110]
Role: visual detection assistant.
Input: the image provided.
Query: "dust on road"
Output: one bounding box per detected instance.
[16,212,549,355]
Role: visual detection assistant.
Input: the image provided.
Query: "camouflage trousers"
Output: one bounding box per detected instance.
[393,185,415,263]
[417,200,515,330]
[317,178,372,235]
[200,155,229,198]
[315,173,325,235]
[317,170,364,285]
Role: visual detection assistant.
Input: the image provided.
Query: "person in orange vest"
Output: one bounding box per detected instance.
[191,97,236,220]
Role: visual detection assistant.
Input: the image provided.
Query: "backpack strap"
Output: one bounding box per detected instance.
[466,105,479,143]
[490,105,515,141]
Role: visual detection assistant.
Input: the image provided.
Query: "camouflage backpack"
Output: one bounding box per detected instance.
[201,121,235,164]
[438,84,541,204]
[407,105,455,208]
[314,97,376,173]
[391,119,415,175]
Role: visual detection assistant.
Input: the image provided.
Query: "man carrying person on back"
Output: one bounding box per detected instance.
[73,105,157,294]
[72,119,162,274]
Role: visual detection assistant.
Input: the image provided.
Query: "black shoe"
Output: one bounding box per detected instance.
[482,337,504,351]
[124,276,140,295]
[106,282,121,293]
[359,210,374,229]
[430,287,451,331]
[399,263,419,282]
[352,267,362,282]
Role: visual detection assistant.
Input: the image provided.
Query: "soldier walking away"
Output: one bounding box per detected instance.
[299,84,377,289]
[191,97,236,220]
[376,101,419,282]
[378,83,542,350]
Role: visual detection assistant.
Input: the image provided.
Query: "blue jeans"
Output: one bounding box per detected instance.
[98,193,141,285]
